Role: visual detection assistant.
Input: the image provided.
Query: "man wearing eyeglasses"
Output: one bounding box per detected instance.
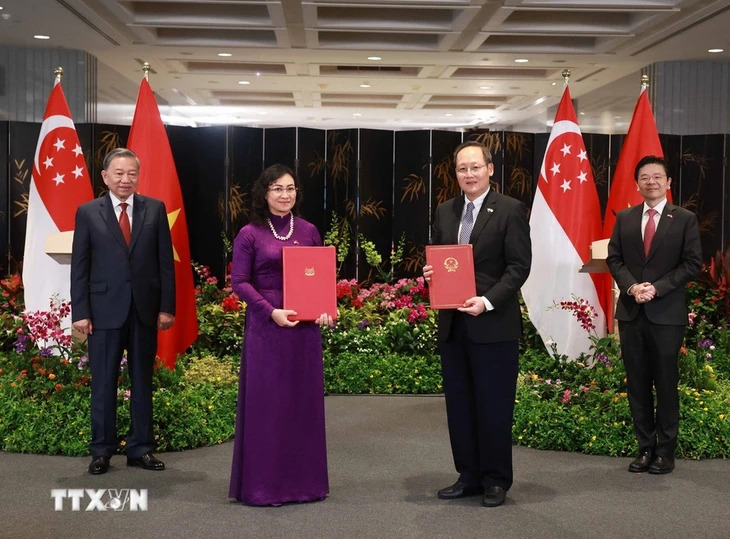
[607,155,701,475]
[423,141,531,507]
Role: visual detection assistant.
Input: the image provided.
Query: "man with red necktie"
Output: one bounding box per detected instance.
[71,148,175,475]
[607,155,702,475]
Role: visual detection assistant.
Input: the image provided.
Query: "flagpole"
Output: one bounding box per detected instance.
[142,62,150,81]
[562,68,570,85]
[54,67,63,84]
[641,74,649,91]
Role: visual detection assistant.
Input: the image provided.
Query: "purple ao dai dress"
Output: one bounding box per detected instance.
[228,213,329,506]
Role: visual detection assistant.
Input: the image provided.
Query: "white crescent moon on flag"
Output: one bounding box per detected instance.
[539,120,582,182]
[33,114,76,174]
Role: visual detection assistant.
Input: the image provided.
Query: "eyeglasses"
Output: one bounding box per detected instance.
[455,164,487,176]
[638,174,667,183]
[268,186,298,195]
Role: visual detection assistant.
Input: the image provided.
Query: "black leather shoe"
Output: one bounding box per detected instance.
[127,452,165,471]
[482,486,506,507]
[648,455,675,474]
[88,456,110,475]
[628,451,653,473]
[437,481,482,499]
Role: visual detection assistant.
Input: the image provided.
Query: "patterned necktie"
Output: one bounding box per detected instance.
[119,202,131,247]
[643,208,657,257]
[459,201,475,244]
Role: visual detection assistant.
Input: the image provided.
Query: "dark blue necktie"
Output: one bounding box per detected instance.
[459,202,474,244]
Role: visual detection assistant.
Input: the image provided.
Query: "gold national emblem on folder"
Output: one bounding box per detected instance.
[304,267,315,276]
[443,257,459,272]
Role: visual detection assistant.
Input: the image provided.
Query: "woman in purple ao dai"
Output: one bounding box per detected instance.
[228,164,331,506]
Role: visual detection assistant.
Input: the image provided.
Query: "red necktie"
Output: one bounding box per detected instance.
[119,202,131,246]
[643,208,657,257]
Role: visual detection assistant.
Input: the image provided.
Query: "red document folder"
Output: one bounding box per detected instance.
[425,244,477,309]
[282,246,338,321]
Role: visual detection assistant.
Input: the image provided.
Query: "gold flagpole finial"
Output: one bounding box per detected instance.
[641,74,649,90]
[562,69,571,84]
[142,62,151,81]
[54,67,63,83]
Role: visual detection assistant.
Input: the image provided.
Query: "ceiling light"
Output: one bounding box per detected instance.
[34,34,50,40]
[360,83,370,88]
[218,52,232,57]
[445,113,453,117]
[256,72,261,76]
[367,56,382,61]
[479,85,492,90]
[551,82,557,86]
[238,80,250,85]
[579,111,585,116]
[515,58,529,63]
[353,113,362,117]
[708,48,724,53]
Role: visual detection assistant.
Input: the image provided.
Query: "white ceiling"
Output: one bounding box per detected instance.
[2,0,729,132]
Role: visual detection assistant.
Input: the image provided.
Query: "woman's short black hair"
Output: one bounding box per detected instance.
[250,164,302,225]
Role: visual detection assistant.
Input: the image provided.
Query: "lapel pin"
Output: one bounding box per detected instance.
[487,208,494,213]
[667,214,673,219]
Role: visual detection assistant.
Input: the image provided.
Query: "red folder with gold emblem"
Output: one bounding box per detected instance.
[426,244,477,309]
[282,246,338,321]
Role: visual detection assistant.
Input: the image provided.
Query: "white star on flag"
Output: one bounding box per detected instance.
[52,173,65,185]
[53,137,65,151]
[43,156,54,169]
[522,83,608,360]
[73,144,83,157]
[72,165,84,178]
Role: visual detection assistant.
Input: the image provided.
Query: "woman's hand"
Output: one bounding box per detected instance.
[315,312,335,327]
[271,309,299,327]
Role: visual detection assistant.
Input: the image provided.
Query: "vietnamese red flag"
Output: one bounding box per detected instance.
[127,78,198,369]
[522,85,608,359]
[23,80,94,317]
[602,88,665,331]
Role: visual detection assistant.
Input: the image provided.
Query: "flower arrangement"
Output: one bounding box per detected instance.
[1,263,729,458]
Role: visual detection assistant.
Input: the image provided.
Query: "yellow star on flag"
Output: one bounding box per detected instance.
[167,208,181,262]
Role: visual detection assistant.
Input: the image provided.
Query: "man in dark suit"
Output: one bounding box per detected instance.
[423,141,531,507]
[71,148,176,475]
[607,155,701,474]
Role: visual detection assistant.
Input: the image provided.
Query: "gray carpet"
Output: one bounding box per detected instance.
[1,395,729,539]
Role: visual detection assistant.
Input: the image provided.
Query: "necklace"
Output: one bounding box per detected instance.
[267,213,294,241]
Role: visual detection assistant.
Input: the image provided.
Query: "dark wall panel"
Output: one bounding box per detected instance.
[358,129,394,282]
[0,122,8,272]
[430,130,462,224]
[264,127,296,169]
[297,128,326,235]
[394,130,430,278]
[7,122,39,273]
[504,131,534,207]
[680,134,725,260]
[169,125,228,280]
[326,129,358,279]
[659,133,682,203]
[228,126,264,236]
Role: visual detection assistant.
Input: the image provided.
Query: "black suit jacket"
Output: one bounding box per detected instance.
[606,202,701,325]
[431,189,532,343]
[71,193,176,329]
